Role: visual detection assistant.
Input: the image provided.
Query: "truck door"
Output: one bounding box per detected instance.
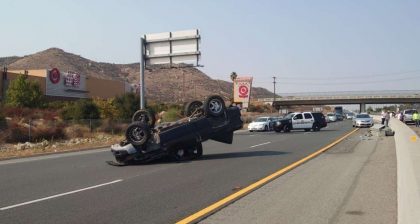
[292,113,304,129]
[303,113,314,129]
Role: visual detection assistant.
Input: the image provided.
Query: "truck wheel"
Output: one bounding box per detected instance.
[185,101,204,117]
[312,123,320,132]
[204,95,225,117]
[274,126,282,133]
[283,125,291,133]
[125,122,150,146]
[188,142,203,159]
[132,110,156,127]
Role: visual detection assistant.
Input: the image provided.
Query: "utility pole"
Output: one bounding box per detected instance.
[272,76,277,108]
[182,71,185,102]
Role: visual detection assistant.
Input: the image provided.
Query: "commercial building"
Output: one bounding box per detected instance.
[1,68,131,101]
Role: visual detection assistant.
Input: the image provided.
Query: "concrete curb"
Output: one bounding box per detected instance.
[389,118,420,224]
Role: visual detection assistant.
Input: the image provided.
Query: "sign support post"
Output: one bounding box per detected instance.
[140,37,145,109]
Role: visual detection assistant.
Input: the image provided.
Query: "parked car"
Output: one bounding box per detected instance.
[326,113,337,122]
[345,112,355,119]
[352,113,374,127]
[335,113,344,121]
[248,117,274,132]
[273,112,326,133]
[403,109,418,124]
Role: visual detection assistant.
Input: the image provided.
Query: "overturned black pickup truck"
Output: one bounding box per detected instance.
[108,95,243,165]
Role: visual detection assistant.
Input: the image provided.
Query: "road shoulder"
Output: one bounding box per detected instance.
[200,129,397,224]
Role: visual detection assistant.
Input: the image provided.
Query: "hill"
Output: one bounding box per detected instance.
[1,48,274,103]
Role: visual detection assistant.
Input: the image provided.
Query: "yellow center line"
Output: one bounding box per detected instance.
[176,128,359,224]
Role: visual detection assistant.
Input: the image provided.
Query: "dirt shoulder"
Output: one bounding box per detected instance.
[0,134,123,160]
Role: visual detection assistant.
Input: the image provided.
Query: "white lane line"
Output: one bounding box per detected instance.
[250,142,271,148]
[0,179,123,211]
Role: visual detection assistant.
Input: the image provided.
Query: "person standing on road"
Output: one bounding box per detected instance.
[381,110,386,125]
[398,112,404,122]
[413,111,420,127]
[385,111,391,127]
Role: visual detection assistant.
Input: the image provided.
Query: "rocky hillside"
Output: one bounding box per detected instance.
[1,48,274,103]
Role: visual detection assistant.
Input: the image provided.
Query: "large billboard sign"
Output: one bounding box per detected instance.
[144,29,201,67]
[234,76,253,108]
[46,68,87,98]
[139,29,201,109]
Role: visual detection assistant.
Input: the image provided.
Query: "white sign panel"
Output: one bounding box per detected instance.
[46,68,88,98]
[144,29,200,66]
[234,76,253,108]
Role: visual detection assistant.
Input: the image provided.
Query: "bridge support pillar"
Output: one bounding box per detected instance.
[360,103,366,113]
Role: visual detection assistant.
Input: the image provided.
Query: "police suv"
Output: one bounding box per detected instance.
[273,112,327,133]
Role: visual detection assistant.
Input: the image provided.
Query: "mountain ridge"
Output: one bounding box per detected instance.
[1,48,274,103]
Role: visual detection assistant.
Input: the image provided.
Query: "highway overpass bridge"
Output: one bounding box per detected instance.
[257,90,420,112]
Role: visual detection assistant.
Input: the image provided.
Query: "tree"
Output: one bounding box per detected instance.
[230,71,237,82]
[6,75,44,108]
[114,93,140,119]
[230,72,237,103]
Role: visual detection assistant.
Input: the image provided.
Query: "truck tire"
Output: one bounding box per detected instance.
[283,125,291,133]
[184,101,203,117]
[274,126,282,133]
[312,123,321,132]
[125,122,150,146]
[204,95,225,117]
[132,110,156,127]
[188,142,203,159]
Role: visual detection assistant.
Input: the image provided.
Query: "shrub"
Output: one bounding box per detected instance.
[60,99,100,120]
[114,93,140,119]
[97,119,130,134]
[93,98,119,119]
[0,107,6,130]
[2,106,58,120]
[2,123,28,143]
[31,125,66,142]
[47,101,69,110]
[0,119,66,143]
[64,124,91,138]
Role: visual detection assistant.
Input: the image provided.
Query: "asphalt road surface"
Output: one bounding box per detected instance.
[0,121,353,224]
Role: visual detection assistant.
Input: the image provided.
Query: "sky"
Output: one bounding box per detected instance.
[1,0,420,93]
